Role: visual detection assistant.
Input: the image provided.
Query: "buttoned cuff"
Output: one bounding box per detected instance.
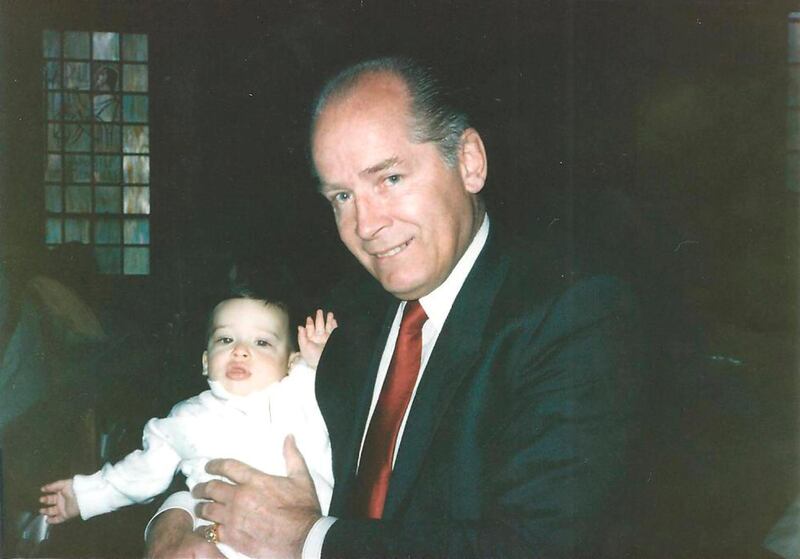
[142,491,197,541]
[301,516,337,559]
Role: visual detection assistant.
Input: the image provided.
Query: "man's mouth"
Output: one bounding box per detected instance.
[373,239,411,259]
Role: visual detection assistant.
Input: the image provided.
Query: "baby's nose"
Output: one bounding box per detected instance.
[232,343,250,357]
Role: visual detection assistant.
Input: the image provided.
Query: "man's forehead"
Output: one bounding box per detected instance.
[315,73,410,134]
[338,70,409,108]
[314,126,409,182]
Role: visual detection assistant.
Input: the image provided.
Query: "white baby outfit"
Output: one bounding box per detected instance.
[72,361,332,559]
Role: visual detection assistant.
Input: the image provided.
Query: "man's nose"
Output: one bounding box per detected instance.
[354,195,390,240]
[232,343,250,358]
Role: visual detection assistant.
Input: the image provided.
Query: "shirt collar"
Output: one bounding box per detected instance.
[207,379,276,415]
[417,213,489,332]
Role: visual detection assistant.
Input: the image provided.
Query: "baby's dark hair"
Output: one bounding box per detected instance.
[205,260,305,351]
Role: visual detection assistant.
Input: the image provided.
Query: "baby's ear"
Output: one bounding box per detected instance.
[288,351,302,369]
[201,351,209,376]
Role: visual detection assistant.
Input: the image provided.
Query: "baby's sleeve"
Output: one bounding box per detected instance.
[280,361,334,514]
[73,416,183,520]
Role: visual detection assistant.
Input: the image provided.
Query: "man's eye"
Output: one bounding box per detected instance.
[331,192,351,204]
[385,174,401,186]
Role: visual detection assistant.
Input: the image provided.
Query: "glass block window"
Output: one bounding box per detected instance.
[788,13,800,192]
[42,30,150,275]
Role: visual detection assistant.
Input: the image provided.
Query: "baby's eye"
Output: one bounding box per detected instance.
[217,336,233,344]
[256,339,271,347]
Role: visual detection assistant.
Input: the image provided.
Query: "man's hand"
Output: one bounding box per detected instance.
[144,509,224,559]
[194,435,322,559]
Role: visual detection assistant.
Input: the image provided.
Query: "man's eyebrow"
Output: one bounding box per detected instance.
[315,157,402,193]
[360,157,400,177]
[316,180,340,195]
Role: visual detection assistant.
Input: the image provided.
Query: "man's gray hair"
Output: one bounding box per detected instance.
[311,57,470,168]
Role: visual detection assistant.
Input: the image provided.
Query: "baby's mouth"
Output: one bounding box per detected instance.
[226,364,250,379]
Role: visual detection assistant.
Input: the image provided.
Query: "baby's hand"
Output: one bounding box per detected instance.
[298,309,338,368]
[40,478,80,524]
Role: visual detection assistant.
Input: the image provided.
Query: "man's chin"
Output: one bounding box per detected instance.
[377,275,428,301]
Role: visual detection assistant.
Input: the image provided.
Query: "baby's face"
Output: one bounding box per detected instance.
[203,298,296,396]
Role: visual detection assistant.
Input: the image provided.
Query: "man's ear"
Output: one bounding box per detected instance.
[202,351,209,376]
[458,128,488,194]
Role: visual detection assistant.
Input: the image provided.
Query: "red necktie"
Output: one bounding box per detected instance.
[355,300,428,519]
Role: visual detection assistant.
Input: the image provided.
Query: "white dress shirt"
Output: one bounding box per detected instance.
[302,214,489,559]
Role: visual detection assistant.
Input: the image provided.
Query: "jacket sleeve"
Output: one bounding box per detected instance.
[322,276,646,558]
[73,416,183,520]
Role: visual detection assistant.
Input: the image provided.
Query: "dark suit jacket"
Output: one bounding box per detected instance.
[316,227,647,558]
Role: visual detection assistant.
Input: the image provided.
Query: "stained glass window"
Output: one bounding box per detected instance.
[43,30,150,275]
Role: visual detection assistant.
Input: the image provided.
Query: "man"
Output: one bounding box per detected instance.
[147,57,645,558]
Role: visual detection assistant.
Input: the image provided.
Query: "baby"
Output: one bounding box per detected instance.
[39,287,336,559]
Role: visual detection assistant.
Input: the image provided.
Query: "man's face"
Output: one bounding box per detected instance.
[312,73,486,300]
[203,298,297,397]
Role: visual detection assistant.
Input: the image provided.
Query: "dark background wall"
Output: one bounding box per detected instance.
[0,1,797,557]
[2,1,796,328]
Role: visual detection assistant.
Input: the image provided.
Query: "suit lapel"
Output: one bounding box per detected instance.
[318,296,396,514]
[382,232,510,518]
